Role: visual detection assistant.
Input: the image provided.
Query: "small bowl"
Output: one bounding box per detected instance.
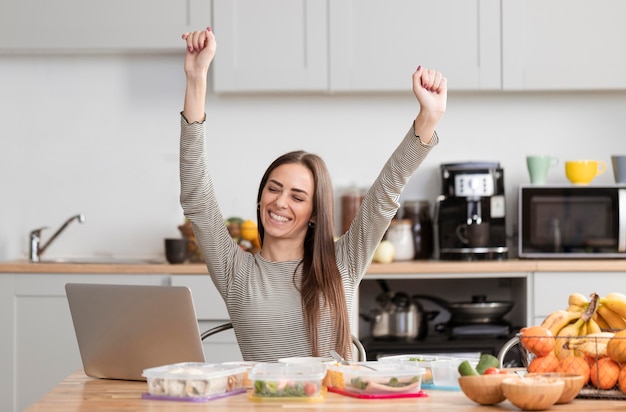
[502,376,564,411]
[526,372,585,404]
[458,373,514,405]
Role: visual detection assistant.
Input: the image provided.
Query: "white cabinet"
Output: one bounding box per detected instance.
[532,272,623,326]
[212,0,328,92]
[170,275,243,362]
[0,0,211,51]
[2,274,170,412]
[502,0,626,90]
[329,0,501,92]
[213,0,500,93]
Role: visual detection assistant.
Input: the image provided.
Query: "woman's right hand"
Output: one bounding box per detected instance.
[182,27,217,78]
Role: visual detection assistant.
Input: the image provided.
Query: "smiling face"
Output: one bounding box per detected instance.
[259,162,315,244]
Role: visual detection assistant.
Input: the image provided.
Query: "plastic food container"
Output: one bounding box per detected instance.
[326,361,425,395]
[378,354,437,385]
[142,362,247,400]
[249,363,327,400]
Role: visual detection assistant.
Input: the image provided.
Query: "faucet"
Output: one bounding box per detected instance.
[29,213,86,262]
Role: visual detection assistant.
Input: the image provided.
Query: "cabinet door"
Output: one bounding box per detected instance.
[502,0,626,90]
[0,0,211,51]
[533,272,621,322]
[11,274,169,412]
[329,0,501,92]
[213,0,328,92]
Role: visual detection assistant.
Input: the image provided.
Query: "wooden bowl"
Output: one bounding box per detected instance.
[502,376,564,411]
[458,374,514,405]
[527,372,586,404]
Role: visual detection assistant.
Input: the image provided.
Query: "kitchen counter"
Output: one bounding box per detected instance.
[1,259,625,275]
[26,370,626,411]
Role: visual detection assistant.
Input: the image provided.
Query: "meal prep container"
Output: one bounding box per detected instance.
[378,354,437,385]
[142,362,247,400]
[326,361,425,395]
[249,363,327,400]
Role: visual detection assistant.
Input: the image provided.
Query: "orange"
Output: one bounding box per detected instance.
[618,365,626,394]
[520,326,555,356]
[607,329,626,363]
[556,355,591,384]
[590,357,620,390]
[240,219,259,242]
[527,354,559,373]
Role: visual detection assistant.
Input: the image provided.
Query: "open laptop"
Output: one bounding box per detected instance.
[65,283,206,381]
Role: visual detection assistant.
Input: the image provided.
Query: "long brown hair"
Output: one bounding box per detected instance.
[256,151,351,359]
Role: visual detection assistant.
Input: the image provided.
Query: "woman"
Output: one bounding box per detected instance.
[179,27,447,362]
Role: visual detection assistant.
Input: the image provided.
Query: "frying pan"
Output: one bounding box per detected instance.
[413,294,514,324]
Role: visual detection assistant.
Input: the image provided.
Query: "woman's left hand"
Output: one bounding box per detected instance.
[412,66,447,116]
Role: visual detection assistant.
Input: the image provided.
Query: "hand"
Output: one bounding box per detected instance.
[412,66,447,117]
[182,27,217,78]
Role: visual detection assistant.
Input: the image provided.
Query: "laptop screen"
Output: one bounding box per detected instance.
[65,283,205,381]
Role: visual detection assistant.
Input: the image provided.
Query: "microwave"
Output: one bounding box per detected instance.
[518,184,626,258]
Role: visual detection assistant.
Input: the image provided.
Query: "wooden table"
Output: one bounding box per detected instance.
[26,371,626,411]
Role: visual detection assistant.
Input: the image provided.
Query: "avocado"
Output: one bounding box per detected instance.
[458,360,478,376]
[475,354,500,375]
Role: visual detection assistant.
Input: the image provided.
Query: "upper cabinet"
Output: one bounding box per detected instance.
[212,0,328,93]
[0,0,211,52]
[502,0,626,91]
[212,0,500,93]
[328,0,501,92]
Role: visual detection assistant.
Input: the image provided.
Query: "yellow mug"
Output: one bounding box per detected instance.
[565,160,607,185]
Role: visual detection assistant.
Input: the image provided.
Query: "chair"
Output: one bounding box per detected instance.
[201,322,367,362]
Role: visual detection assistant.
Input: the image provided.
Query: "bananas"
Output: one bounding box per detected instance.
[554,318,585,360]
[596,304,626,330]
[566,332,615,358]
[540,309,582,336]
[598,292,626,326]
[536,291,626,360]
[567,292,589,313]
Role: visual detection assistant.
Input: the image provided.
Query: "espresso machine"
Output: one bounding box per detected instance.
[434,162,508,260]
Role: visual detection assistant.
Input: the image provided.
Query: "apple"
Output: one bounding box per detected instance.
[373,240,395,263]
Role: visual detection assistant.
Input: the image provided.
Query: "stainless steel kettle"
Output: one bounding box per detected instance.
[360,280,438,340]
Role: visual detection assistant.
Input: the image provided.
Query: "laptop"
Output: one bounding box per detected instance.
[65,283,206,381]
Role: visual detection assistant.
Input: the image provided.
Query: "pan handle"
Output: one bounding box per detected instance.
[376,279,391,293]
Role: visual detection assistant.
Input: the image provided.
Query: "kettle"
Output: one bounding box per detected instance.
[360,280,438,340]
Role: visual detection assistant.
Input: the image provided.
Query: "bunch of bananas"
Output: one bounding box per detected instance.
[540,292,626,359]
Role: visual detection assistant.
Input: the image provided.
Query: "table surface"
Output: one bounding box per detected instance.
[25,371,626,411]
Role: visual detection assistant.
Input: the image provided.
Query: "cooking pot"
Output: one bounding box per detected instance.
[360,281,438,340]
[413,294,514,324]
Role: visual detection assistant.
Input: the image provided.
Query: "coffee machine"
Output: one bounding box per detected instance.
[434,162,508,260]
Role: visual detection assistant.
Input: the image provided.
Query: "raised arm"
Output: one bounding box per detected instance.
[181,27,216,123]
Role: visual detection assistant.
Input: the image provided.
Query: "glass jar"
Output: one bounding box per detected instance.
[340,187,365,234]
[402,200,434,260]
[385,219,415,261]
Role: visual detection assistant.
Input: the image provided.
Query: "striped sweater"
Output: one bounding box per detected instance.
[179,115,437,362]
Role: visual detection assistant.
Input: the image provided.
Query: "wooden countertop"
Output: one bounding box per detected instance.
[26,371,626,411]
[1,259,625,275]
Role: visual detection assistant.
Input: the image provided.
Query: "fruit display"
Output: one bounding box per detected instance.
[520,291,626,398]
[225,217,261,253]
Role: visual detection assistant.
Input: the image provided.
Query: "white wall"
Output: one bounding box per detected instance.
[2,53,625,261]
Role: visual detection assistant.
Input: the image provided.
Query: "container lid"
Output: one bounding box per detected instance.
[249,362,326,380]
[142,362,247,380]
[327,361,425,378]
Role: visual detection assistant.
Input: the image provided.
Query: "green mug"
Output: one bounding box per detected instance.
[526,155,559,184]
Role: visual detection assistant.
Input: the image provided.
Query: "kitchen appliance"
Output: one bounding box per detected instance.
[519,184,626,258]
[434,162,508,260]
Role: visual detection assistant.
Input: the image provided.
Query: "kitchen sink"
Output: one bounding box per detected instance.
[36,257,165,265]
